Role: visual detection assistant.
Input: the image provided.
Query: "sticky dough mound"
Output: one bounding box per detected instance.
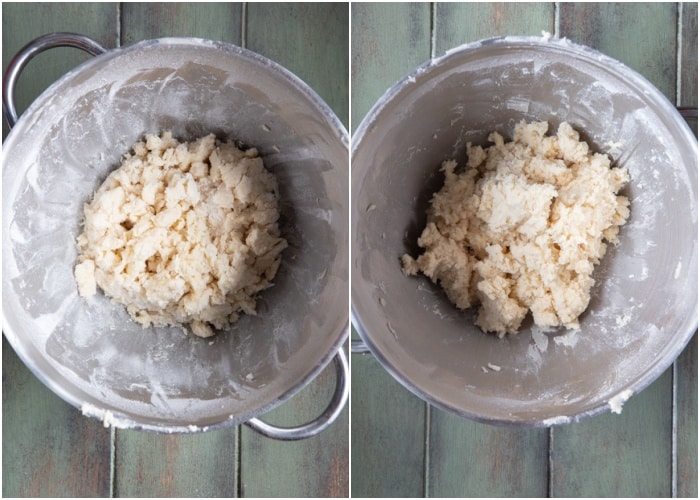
[74,132,287,338]
[401,121,630,337]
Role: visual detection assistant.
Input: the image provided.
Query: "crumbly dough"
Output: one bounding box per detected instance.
[75,132,287,338]
[402,121,630,336]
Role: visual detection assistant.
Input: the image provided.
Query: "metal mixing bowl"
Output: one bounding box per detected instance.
[352,36,697,426]
[3,34,348,435]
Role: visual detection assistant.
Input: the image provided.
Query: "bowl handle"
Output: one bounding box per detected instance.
[3,32,107,129]
[244,347,348,440]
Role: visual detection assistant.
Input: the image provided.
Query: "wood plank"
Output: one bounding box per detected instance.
[350,1,431,132]
[428,409,548,497]
[551,370,674,497]
[351,353,427,497]
[676,333,698,498]
[114,429,237,497]
[120,2,243,46]
[1,2,119,138]
[676,5,698,496]
[680,1,698,135]
[240,347,349,497]
[559,2,677,100]
[246,2,349,129]
[2,338,112,497]
[425,4,553,497]
[434,1,555,54]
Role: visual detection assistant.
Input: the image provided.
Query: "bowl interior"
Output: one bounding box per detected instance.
[3,39,348,431]
[352,37,697,425]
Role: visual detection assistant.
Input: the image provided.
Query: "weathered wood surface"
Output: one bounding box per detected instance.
[350,2,697,497]
[2,2,348,497]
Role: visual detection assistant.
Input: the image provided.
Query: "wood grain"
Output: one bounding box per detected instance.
[114,429,237,497]
[351,353,427,497]
[120,2,243,46]
[2,338,112,497]
[677,333,698,498]
[559,2,678,99]
[428,409,549,497]
[241,347,349,498]
[676,6,698,496]
[551,370,674,497]
[246,2,349,129]
[350,1,431,132]
[434,2,555,54]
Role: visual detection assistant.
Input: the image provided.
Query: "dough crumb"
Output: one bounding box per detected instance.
[402,121,630,336]
[75,132,287,338]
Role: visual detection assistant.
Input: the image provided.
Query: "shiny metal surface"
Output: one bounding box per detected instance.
[3,36,349,434]
[352,36,697,426]
[3,33,107,128]
[245,348,348,440]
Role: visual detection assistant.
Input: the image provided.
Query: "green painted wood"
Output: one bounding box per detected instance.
[428,409,549,497]
[434,1,555,54]
[1,2,119,139]
[551,370,674,497]
[120,2,243,46]
[676,5,698,496]
[680,2,698,135]
[350,1,431,133]
[2,338,112,497]
[559,2,678,100]
[425,4,554,497]
[246,2,349,130]
[114,429,237,497]
[677,333,698,498]
[680,2,698,108]
[351,353,427,498]
[240,347,349,498]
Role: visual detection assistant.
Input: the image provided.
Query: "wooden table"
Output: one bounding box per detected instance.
[3,2,698,498]
[351,2,697,497]
[2,3,348,497]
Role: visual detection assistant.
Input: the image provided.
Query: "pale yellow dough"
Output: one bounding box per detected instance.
[75,132,287,338]
[402,121,630,336]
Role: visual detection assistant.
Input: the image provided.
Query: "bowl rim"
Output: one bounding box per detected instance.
[351,35,698,427]
[2,36,349,433]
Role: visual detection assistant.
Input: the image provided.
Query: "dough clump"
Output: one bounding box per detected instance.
[402,121,630,336]
[75,132,287,338]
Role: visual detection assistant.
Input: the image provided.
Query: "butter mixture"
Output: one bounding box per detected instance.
[75,132,287,338]
[402,121,630,336]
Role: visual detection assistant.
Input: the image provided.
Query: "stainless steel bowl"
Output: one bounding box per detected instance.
[3,34,349,435]
[352,36,697,426]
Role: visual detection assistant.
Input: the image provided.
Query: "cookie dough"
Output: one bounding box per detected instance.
[402,121,630,336]
[75,132,287,338]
